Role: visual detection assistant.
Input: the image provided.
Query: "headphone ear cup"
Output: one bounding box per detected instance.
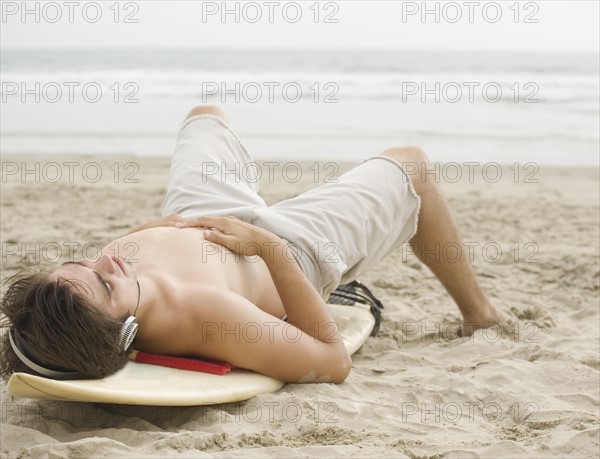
[119,316,138,353]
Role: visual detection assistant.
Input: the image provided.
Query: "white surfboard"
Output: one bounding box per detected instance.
[6,304,374,406]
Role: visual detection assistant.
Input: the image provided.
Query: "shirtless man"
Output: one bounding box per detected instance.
[0,105,505,384]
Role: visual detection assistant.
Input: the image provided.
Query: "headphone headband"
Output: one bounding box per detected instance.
[8,329,81,379]
[9,315,137,380]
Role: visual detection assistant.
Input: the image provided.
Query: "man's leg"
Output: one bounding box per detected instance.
[382,146,506,336]
[162,104,266,220]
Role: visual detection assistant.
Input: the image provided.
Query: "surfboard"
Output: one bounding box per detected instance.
[6,304,374,406]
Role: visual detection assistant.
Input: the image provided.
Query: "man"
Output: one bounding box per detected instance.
[0,105,505,384]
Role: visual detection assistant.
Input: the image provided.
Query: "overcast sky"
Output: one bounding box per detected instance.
[1,1,598,51]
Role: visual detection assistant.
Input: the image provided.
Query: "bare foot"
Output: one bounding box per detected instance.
[460,303,507,337]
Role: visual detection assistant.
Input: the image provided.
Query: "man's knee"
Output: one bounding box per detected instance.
[382,146,430,166]
[381,146,435,192]
[185,105,228,124]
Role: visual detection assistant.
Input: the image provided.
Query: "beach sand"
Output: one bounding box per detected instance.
[1,155,598,458]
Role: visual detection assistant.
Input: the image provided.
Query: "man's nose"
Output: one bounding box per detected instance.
[80,255,115,274]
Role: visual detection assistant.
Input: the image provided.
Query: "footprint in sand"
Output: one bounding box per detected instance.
[510,306,556,329]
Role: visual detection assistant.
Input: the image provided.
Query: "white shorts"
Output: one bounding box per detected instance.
[162,115,421,301]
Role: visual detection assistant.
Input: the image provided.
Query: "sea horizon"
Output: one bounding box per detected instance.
[1,48,598,166]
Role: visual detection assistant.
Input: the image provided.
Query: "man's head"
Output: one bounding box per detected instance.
[1,255,140,380]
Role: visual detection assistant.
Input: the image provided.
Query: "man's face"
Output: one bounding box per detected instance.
[51,255,139,318]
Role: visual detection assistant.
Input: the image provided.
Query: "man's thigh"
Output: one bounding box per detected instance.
[251,155,421,300]
[162,114,266,221]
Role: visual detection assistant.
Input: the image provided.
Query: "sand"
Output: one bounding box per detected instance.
[1,155,598,458]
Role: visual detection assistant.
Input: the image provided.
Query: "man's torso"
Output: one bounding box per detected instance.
[100,227,286,352]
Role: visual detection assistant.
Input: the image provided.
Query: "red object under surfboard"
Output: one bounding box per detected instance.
[130,350,232,375]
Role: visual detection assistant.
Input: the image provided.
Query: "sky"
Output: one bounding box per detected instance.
[0,0,598,51]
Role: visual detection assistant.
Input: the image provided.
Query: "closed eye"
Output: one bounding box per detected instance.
[61,261,112,300]
[104,280,113,296]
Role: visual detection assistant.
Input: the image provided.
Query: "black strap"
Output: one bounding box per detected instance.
[327,280,384,337]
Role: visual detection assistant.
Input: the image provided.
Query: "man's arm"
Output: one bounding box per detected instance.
[183,287,351,383]
[260,235,348,353]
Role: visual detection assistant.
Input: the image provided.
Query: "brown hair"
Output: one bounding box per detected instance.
[1,271,129,380]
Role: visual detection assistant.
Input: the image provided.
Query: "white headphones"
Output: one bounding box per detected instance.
[119,316,138,353]
[119,279,141,353]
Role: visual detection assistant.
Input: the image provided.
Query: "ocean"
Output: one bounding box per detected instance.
[1,48,598,165]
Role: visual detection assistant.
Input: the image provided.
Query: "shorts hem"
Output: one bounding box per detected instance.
[359,155,422,243]
[178,114,257,168]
